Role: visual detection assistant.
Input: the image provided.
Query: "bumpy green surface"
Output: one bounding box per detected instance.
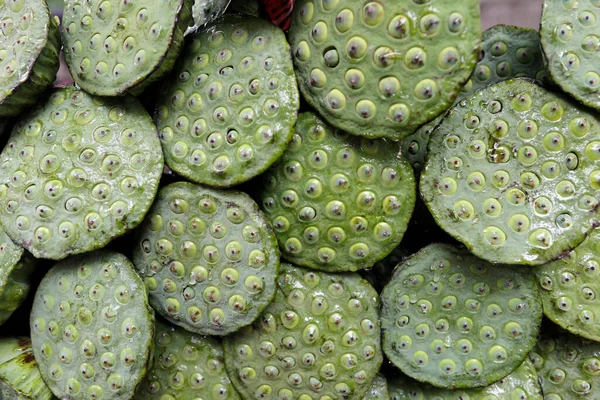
[62,0,192,96]
[133,181,279,336]
[0,85,163,260]
[388,359,542,399]
[536,227,600,341]
[0,0,60,117]
[288,0,481,139]
[156,14,299,188]
[381,243,543,388]
[224,263,382,400]
[0,337,55,400]
[0,226,36,325]
[421,78,600,265]
[402,25,547,172]
[30,251,155,400]
[186,0,231,35]
[135,318,240,400]
[540,0,600,110]
[529,329,600,399]
[363,374,388,400]
[259,112,416,272]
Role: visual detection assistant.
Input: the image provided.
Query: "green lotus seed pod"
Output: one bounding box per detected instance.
[536,227,600,341]
[224,263,382,399]
[0,337,55,399]
[421,78,600,265]
[259,112,416,272]
[0,85,163,260]
[30,251,155,400]
[62,0,192,96]
[0,0,60,116]
[530,327,600,399]
[402,24,548,173]
[288,0,481,139]
[363,373,389,400]
[540,0,600,110]
[186,0,231,35]
[156,14,299,188]
[360,246,409,293]
[388,359,542,399]
[135,317,240,399]
[133,181,279,336]
[381,243,542,388]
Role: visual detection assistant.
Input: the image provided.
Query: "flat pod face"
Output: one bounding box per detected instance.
[402,25,548,173]
[529,330,600,398]
[388,359,542,400]
[420,78,600,265]
[288,0,481,139]
[0,86,163,260]
[536,228,600,341]
[0,0,51,103]
[223,264,382,400]
[156,14,299,188]
[62,0,187,95]
[541,0,600,110]
[30,252,155,400]
[259,112,416,272]
[133,182,279,336]
[135,318,240,400]
[381,243,542,388]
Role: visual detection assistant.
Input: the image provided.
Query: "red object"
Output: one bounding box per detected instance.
[261,0,295,30]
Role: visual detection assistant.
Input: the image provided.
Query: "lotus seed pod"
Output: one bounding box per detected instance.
[535,227,600,341]
[0,85,164,260]
[0,225,37,326]
[135,317,240,400]
[288,0,481,139]
[30,251,155,400]
[381,243,543,388]
[224,263,382,400]
[0,337,55,400]
[185,0,231,35]
[259,112,416,272]
[541,0,600,110]
[156,14,300,188]
[388,359,542,399]
[363,373,389,400]
[421,77,600,265]
[402,24,548,173]
[61,0,192,96]
[0,0,60,117]
[530,328,600,399]
[360,246,409,293]
[133,181,279,336]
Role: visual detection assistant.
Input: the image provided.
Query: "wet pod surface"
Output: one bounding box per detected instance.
[288,0,482,139]
[0,85,164,260]
[133,181,280,336]
[224,263,382,400]
[30,251,155,400]
[381,243,542,388]
[421,78,600,265]
[259,112,416,272]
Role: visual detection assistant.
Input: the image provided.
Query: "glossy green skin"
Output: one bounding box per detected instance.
[288,0,481,139]
[0,85,164,260]
[156,14,299,188]
[536,227,600,341]
[402,24,547,173]
[224,263,382,400]
[541,0,600,110]
[363,374,389,400]
[381,243,543,388]
[30,251,155,400]
[421,78,600,265]
[388,359,542,399]
[529,329,600,399]
[186,0,231,35]
[260,112,416,272]
[62,0,192,96]
[0,0,60,117]
[135,318,240,400]
[133,181,280,336]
